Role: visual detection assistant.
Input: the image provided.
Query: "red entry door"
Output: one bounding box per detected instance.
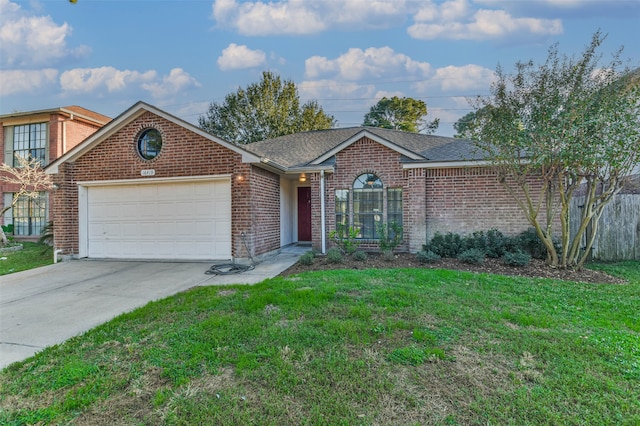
[297,187,312,241]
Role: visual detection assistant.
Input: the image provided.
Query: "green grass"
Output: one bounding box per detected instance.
[0,242,53,275]
[1,263,639,425]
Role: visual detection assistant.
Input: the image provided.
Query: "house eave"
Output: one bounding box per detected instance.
[0,107,110,126]
[285,165,334,174]
[402,160,494,169]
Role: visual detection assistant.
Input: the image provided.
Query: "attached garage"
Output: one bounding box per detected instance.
[46,102,280,261]
[79,177,231,260]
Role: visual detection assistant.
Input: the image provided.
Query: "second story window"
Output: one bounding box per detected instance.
[13,123,47,166]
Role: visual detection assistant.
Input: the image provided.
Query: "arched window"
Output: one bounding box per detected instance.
[334,174,403,241]
[353,173,383,239]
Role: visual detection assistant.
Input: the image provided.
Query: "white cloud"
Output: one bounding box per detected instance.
[305,47,432,81]
[142,68,201,98]
[60,67,157,93]
[0,0,89,67]
[422,64,496,92]
[217,43,267,71]
[299,79,375,100]
[211,0,411,36]
[408,0,563,40]
[59,67,200,99]
[0,69,58,96]
[212,0,325,35]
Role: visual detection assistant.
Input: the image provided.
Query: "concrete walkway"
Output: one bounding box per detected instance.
[0,246,305,369]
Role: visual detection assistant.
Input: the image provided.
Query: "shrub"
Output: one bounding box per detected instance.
[39,221,54,246]
[485,228,506,258]
[329,224,360,254]
[381,250,395,262]
[424,232,464,258]
[463,231,488,252]
[416,250,441,263]
[513,228,561,260]
[352,250,368,261]
[377,222,403,253]
[503,251,531,267]
[298,251,315,266]
[458,248,485,264]
[326,247,343,264]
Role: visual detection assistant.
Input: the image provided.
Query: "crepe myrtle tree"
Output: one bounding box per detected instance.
[363,96,439,134]
[0,156,53,246]
[471,31,640,269]
[199,71,336,144]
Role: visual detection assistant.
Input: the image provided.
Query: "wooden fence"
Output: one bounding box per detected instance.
[570,194,640,261]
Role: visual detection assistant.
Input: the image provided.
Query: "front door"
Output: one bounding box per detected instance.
[297,187,312,241]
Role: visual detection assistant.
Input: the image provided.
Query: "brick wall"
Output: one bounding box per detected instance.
[48,113,105,163]
[230,164,280,258]
[51,163,78,253]
[51,112,279,259]
[250,165,281,256]
[425,167,546,239]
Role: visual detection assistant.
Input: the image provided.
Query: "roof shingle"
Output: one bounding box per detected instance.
[245,127,479,168]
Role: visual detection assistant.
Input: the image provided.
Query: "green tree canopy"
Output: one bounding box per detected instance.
[471,31,640,269]
[453,107,493,139]
[362,96,439,134]
[199,71,336,144]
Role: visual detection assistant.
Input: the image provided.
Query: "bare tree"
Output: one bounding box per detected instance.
[0,156,53,245]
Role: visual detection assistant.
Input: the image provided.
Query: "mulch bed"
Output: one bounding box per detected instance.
[280,252,626,284]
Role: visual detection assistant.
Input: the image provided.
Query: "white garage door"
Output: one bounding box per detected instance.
[86,179,231,260]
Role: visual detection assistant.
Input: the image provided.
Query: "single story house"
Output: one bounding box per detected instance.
[46,101,540,261]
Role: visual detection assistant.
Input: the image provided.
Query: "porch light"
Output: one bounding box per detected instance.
[299,173,307,182]
[236,174,245,182]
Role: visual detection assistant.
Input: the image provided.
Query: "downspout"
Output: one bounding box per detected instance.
[320,169,326,254]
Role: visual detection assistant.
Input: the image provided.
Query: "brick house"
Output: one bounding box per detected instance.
[46,101,537,261]
[1,107,111,240]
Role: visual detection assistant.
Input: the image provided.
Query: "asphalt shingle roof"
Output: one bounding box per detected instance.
[244,127,479,168]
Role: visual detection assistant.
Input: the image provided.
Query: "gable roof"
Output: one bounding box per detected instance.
[245,126,481,169]
[46,101,262,174]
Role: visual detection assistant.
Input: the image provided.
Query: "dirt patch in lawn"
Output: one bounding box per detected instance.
[280,252,625,284]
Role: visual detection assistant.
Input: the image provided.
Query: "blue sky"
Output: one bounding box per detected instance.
[1,0,638,137]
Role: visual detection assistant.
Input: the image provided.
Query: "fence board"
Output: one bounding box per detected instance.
[570,194,640,261]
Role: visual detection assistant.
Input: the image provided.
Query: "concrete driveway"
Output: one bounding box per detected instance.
[0,248,302,369]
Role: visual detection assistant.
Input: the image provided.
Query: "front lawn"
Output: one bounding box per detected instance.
[0,242,53,276]
[1,262,638,425]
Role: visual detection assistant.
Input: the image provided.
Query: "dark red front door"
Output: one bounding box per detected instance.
[297,187,312,241]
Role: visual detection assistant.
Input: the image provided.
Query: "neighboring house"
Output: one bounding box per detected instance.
[1,107,111,240]
[46,101,540,261]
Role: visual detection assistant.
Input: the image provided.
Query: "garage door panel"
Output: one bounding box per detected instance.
[86,180,231,260]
